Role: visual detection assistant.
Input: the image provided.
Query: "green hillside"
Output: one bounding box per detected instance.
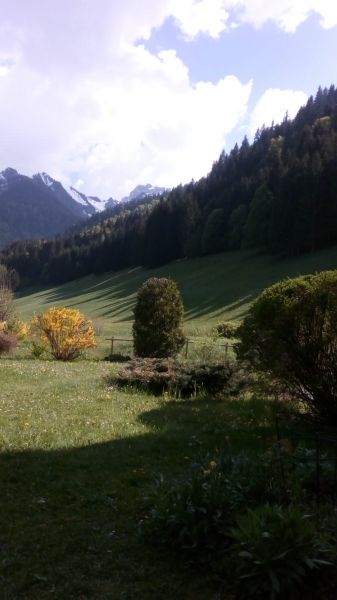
[16,246,337,340]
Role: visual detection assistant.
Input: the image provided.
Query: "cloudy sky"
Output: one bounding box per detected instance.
[0,1,336,199]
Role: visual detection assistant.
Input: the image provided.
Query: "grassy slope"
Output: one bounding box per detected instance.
[15,246,337,340]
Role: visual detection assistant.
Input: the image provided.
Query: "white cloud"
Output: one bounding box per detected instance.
[223,0,337,33]
[0,1,333,200]
[169,0,230,39]
[249,88,308,136]
[0,1,254,199]
[59,50,252,198]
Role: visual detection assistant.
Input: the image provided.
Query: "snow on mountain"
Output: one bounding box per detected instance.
[66,185,111,213]
[33,172,114,217]
[0,168,163,219]
[38,172,54,187]
[123,183,167,203]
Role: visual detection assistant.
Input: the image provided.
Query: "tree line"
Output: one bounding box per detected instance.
[2,85,337,286]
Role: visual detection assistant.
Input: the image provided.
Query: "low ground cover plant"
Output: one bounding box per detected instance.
[110,357,243,397]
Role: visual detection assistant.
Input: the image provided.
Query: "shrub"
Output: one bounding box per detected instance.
[31,307,96,361]
[214,321,239,339]
[133,277,185,358]
[0,331,17,355]
[112,358,238,397]
[0,287,13,322]
[231,505,331,599]
[30,340,47,359]
[236,271,337,423]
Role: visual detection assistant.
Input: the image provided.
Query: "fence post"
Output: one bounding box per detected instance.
[185,340,189,359]
[316,432,320,515]
[110,336,114,356]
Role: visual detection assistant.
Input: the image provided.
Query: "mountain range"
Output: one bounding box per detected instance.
[0,168,166,248]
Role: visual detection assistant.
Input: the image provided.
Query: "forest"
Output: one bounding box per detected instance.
[2,84,337,286]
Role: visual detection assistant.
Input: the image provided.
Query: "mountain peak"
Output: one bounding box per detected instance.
[0,167,19,180]
[33,172,55,187]
[123,183,167,202]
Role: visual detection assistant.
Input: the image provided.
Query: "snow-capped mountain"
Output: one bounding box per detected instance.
[122,184,167,203]
[0,167,165,249]
[0,167,117,248]
[33,172,116,217]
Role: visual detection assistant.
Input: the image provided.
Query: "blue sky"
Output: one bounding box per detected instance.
[145,12,337,147]
[0,1,336,199]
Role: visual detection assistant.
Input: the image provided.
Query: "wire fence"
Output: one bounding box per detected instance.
[105,336,235,358]
[273,411,337,510]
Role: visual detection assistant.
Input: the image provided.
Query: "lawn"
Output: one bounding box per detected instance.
[5,248,337,597]
[0,358,275,599]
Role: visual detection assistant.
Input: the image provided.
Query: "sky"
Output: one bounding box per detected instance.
[0,1,336,200]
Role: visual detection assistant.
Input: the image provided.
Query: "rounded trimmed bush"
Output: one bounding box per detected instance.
[236,270,337,422]
[133,277,185,358]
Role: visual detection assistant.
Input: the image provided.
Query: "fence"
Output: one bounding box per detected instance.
[274,412,337,510]
[106,336,234,358]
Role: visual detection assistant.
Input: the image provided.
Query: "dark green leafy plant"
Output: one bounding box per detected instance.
[143,453,284,558]
[231,504,331,599]
[30,340,46,359]
[133,277,185,358]
[236,271,337,423]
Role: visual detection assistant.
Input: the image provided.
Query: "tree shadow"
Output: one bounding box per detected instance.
[0,395,274,599]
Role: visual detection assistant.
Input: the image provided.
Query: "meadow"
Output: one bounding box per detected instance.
[15,245,337,346]
[3,247,337,598]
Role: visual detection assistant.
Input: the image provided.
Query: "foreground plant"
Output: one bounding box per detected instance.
[232,505,331,599]
[145,450,336,598]
[31,307,96,361]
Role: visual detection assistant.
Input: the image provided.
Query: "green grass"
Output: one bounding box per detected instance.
[0,359,275,599]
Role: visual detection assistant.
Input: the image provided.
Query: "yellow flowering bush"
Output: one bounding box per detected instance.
[31,307,96,361]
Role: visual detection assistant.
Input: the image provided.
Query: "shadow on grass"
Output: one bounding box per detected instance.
[0,395,274,600]
[15,252,293,324]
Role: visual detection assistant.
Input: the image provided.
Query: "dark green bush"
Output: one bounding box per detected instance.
[111,358,239,397]
[232,505,331,599]
[133,277,185,358]
[236,271,337,423]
